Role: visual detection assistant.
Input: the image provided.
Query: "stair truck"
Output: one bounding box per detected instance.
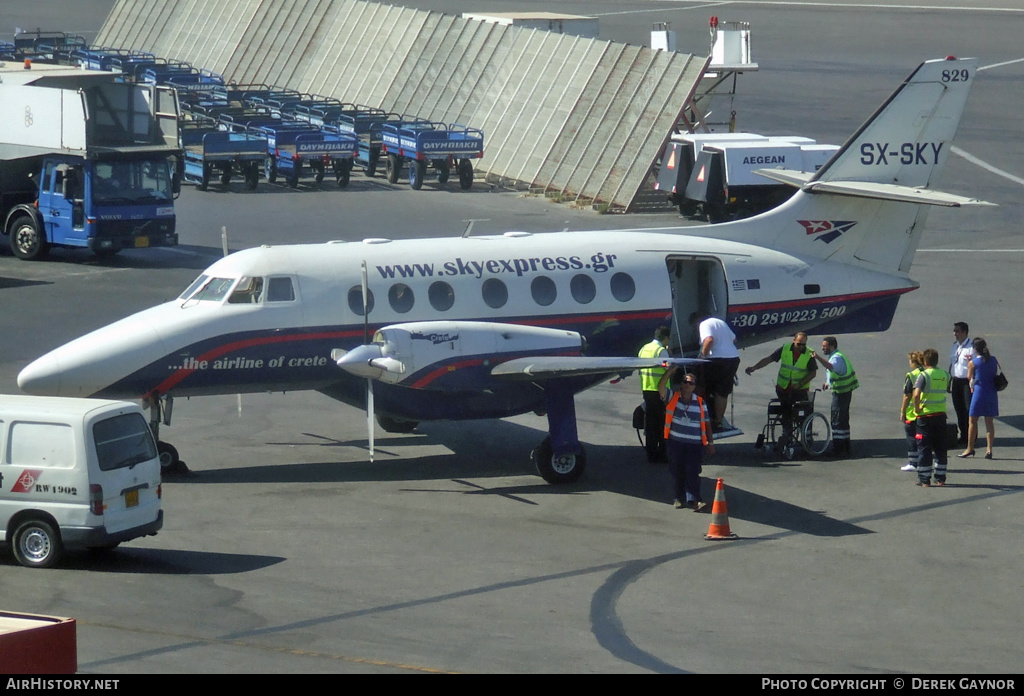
[0,62,181,259]
[656,132,838,222]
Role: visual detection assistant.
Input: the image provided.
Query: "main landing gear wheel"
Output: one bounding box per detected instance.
[158,441,186,475]
[12,518,63,569]
[532,437,586,484]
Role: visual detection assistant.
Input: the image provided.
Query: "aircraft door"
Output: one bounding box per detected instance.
[664,256,729,355]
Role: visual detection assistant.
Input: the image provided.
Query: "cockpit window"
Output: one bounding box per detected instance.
[228,276,264,304]
[179,275,237,303]
[266,276,295,302]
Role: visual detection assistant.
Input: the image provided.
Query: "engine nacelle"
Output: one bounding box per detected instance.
[333,321,583,387]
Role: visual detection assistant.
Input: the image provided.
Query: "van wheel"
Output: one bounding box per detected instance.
[12,518,63,568]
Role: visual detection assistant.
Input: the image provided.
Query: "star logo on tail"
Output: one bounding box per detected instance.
[799,220,857,244]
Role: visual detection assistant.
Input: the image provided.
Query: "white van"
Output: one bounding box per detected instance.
[0,395,163,568]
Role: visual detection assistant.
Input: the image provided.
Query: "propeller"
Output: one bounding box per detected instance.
[361,261,374,461]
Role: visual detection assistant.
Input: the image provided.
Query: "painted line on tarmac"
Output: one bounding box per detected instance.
[952,146,1024,187]
[979,57,1024,71]
[919,249,1024,253]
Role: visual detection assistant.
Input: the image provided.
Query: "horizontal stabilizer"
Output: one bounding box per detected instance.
[492,356,706,381]
[754,168,995,207]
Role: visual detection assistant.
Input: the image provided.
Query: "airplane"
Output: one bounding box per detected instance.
[18,57,993,483]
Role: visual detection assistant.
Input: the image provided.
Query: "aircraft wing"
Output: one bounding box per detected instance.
[491,356,706,381]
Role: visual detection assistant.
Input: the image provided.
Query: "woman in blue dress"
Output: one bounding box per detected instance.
[961,337,999,459]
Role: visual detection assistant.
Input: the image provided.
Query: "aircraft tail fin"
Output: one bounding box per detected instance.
[731,57,993,275]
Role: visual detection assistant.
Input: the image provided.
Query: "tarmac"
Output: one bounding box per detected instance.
[1,0,1023,674]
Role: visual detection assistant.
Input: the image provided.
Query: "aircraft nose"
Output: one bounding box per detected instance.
[18,353,65,396]
[17,310,170,398]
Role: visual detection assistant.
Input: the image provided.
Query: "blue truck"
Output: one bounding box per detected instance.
[0,63,181,260]
[381,121,484,190]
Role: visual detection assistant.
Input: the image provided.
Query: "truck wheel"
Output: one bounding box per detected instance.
[386,154,401,184]
[312,161,325,184]
[219,164,232,186]
[265,157,277,184]
[458,159,474,190]
[409,159,426,190]
[364,155,377,178]
[9,216,49,261]
[436,160,450,184]
[12,518,63,568]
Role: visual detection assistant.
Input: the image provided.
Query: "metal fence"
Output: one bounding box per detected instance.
[97,0,707,210]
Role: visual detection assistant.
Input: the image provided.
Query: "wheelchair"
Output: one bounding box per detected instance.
[754,389,832,460]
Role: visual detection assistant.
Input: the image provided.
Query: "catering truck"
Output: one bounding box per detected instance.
[0,61,181,260]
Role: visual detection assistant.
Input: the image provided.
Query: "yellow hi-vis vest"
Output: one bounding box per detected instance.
[828,350,860,394]
[917,367,949,416]
[776,343,813,391]
[638,339,667,391]
[904,367,922,421]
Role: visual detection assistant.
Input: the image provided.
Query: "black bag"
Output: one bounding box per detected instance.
[994,362,1008,392]
[632,403,646,430]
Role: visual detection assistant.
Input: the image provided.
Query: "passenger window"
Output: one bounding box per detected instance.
[428,281,454,311]
[570,274,596,304]
[610,272,635,302]
[266,276,295,302]
[228,276,264,304]
[8,422,75,469]
[348,286,375,315]
[389,283,415,313]
[482,278,508,309]
[531,276,557,306]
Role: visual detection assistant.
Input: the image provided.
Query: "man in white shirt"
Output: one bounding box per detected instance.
[691,312,740,432]
[949,321,975,444]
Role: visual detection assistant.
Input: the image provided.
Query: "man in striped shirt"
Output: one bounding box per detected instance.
[658,366,716,511]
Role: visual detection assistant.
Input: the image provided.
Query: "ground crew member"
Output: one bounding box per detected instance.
[658,366,714,510]
[813,336,859,456]
[745,331,817,440]
[900,351,925,472]
[913,348,949,487]
[638,326,671,463]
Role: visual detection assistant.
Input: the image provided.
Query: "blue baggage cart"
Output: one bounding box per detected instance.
[381,121,484,189]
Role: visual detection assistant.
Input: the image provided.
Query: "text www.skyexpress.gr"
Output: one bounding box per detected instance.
[376,252,619,280]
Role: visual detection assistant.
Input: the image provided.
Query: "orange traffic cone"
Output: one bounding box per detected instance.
[704,478,738,540]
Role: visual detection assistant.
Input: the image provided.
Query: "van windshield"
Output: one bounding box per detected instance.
[93,412,158,471]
